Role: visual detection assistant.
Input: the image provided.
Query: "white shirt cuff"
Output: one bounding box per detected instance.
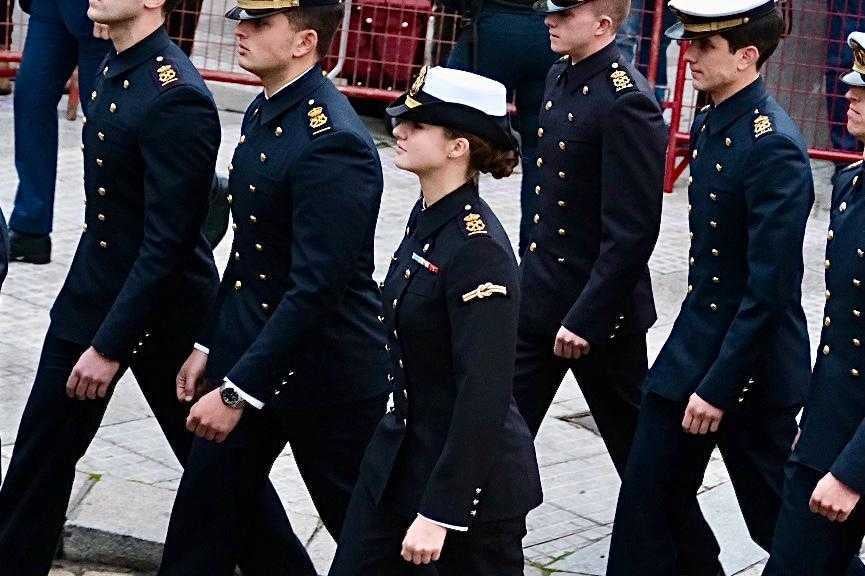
[193,342,210,355]
[222,378,265,409]
[417,514,468,532]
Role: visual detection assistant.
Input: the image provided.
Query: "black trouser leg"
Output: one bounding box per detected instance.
[0,333,122,576]
[286,394,388,540]
[514,333,721,575]
[158,405,314,576]
[130,330,301,576]
[716,393,799,551]
[436,517,528,576]
[328,482,417,576]
[763,462,865,576]
[606,392,717,576]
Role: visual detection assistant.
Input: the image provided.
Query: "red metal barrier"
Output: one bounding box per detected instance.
[3,0,862,192]
[664,0,865,192]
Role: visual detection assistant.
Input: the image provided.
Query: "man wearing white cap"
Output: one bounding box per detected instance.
[762,31,865,575]
[606,1,827,575]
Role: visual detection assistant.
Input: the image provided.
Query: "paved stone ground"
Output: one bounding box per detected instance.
[0,81,846,575]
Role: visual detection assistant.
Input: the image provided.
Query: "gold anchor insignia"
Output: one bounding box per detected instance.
[405,65,428,109]
[409,65,428,97]
[157,64,178,87]
[610,69,634,92]
[463,213,488,236]
[753,115,773,138]
[462,282,508,303]
[854,39,865,74]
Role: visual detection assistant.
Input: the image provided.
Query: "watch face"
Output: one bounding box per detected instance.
[221,387,240,405]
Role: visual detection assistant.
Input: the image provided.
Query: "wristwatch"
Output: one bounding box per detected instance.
[219,384,247,409]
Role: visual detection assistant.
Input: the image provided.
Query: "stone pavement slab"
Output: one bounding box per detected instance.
[0,85,842,576]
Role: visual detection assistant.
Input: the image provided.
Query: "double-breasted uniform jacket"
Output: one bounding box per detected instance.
[49,27,221,360]
[646,77,814,410]
[198,65,390,407]
[518,41,666,344]
[794,160,865,494]
[358,183,542,529]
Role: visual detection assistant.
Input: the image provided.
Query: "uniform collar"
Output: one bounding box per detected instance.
[414,181,479,240]
[703,76,767,135]
[260,65,327,125]
[561,40,621,86]
[105,26,173,80]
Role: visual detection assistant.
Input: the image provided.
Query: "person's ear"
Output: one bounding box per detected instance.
[736,45,760,71]
[447,137,470,160]
[292,29,318,58]
[595,14,614,37]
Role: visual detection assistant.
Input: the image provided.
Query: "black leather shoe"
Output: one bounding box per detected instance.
[9,231,51,264]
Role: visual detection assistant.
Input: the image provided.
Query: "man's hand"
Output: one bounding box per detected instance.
[66,347,121,400]
[553,326,591,360]
[93,22,110,40]
[177,349,208,403]
[401,516,447,565]
[682,393,724,435]
[810,472,861,522]
[186,388,243,443]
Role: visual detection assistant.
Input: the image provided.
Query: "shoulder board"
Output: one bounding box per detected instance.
[460,211,490,239]
[307,102,332,139]
[752,110,774,140]
[150,57,186,93]
[608,63,638,96]
[843,159,864,172]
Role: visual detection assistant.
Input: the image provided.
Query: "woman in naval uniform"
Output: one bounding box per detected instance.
[328,66,543,576]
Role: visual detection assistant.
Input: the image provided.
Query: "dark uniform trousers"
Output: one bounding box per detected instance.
[606,390,799,576]
[0,329,304,576]
[159,390,387,576]
[514,40,722,576]
[332,482,528,576]
[0,27,305,576]
[763,462,865,575]
[10,0,111,236]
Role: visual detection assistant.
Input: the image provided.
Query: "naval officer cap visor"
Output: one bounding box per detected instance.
[665,0,779,40]
[225,0,343,20]
[843,31,865,87]
[386,66,519,153]
[531,0,592,15]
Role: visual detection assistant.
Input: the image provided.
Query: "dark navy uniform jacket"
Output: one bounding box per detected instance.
[358,183,542,529]
[519,41,666,343]
[646,78,813,410]
[49,27,221,360]
[198,65,389,408]
[794,161,865,494]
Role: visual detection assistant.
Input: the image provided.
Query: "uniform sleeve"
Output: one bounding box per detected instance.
[224,130,382,398]
[0,205,8,292]
[830,419,865,495]
[418,238,519,529]
[695,134,814,409]
[91,87,221,359]
[561,92,665,343]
